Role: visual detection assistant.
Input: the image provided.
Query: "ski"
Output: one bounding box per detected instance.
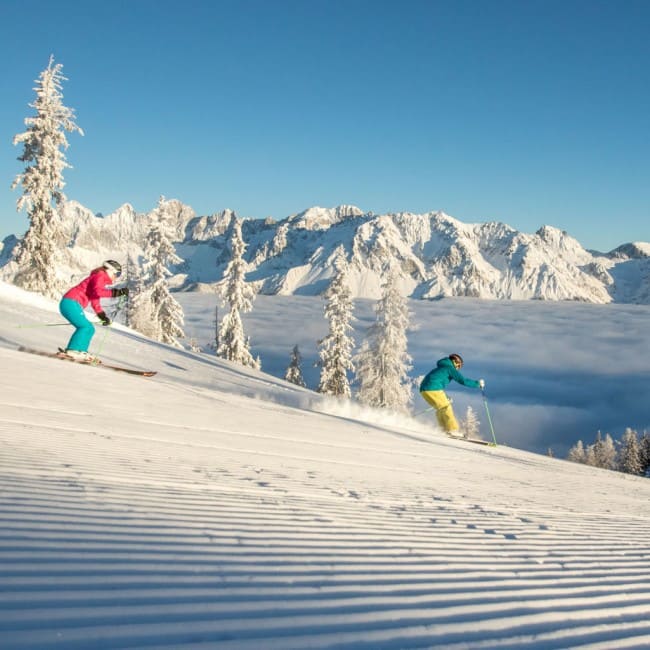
[18,347,157,377]
[462,438,495,447]
[446,434,495,447]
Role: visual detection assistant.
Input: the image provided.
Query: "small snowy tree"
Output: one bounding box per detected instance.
[317,249,355,398]
[11,56,83,297]
[188,337,202,353]
[584,443,598,467]
[592,432,617,470]
[618,428,643,475]
[285,345,306,387]
[217,217,260,369]
[567,440,587,464]
[355,269,412,412]
[139,198,185,347]
[460,405,482,440]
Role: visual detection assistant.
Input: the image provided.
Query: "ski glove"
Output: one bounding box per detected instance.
[478,379,485,389]
[111,287,129,298]
[97,311,111,326]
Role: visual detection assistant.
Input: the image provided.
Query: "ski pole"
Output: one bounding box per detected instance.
[92,318,115,361]
[109,295,128,320]
[481,388,498,446]
[93,294,127,361]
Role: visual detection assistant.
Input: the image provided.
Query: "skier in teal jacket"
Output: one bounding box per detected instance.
[420,353,484,434]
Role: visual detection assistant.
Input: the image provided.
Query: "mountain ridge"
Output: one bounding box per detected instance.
[1,199,648,303]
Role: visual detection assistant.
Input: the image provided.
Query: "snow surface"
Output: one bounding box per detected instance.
[1,282,650,649]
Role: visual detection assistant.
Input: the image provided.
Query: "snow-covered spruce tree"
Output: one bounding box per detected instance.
[317,249,355,398]
[461,405,482,440]
[124,255,140,329]
[584,443,597,467]
[139,198,185,347]
[355,269,412,412]
[285,344,306,387]
[125,254,156,336]
[639,431,650,476]
[188,337,202,353]
[592,431,617,470]
[217,217,260,369]
[11,56,83,297]
[618,428,643,475]
[567,440,587,464]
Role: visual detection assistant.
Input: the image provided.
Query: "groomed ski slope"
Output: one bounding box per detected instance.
[1,281,650,649]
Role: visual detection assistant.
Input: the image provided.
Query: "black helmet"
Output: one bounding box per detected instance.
[449,353,463,368]
[103,260,122,276]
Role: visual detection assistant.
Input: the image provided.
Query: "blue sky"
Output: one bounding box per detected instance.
[1,0,648,251]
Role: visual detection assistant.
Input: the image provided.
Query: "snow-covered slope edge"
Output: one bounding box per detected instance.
[1,283,650,649]
[2,199,648,303]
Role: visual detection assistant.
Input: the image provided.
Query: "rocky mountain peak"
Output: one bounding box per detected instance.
[1,199,647,304]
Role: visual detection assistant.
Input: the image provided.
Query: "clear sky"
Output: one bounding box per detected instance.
[1,0,648,251]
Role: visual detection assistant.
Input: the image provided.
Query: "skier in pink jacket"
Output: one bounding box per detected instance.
[59,260,128,361]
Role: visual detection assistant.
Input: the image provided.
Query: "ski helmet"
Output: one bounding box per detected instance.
[103,260,122,277]
[449,353,463,368]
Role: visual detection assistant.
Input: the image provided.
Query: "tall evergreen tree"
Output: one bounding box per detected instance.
[285,345,306,387]
[217,217,260,368]
[317,249,355,398]
[639,431,650,477]
[355,269,412,412]
[618,428,643,475]
[139,198,185,347]
[11,56,83,297]
[124,255,140,329]
[125,254,156,336]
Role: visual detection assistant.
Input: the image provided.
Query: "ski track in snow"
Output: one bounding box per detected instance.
[1,285,650,649]
[2,399,650,649]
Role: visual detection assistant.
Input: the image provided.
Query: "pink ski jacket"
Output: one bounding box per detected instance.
[63,269,114,314]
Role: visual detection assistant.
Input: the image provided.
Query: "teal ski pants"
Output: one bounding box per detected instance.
[59,298,95,352]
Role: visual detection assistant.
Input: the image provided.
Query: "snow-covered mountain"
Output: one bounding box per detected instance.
[2,199,648,303]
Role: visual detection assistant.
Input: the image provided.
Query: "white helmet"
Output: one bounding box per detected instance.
[103,260,122,276]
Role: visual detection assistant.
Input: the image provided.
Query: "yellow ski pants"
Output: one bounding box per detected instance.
[420,390,459,432]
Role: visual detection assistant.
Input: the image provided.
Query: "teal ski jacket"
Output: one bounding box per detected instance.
[419,357,481,392]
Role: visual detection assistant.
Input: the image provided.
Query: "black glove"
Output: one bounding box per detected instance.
[111,286,129,298]
[97,311,111,326]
